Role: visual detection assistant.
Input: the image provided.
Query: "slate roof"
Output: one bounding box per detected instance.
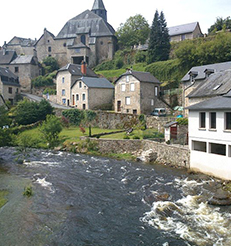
[115,70,161,84]
[8,37,36,47]
[168,22,200,36]
[181,61,231,82]
[58,64,98,78]
[56,10,115,39]
[74,77,114,89]
[0,50,17,65]
[0,67,20,86]
[10,55,35,64]
[187,92,231,111]
[187,69,231,98]
[92,0,106,10]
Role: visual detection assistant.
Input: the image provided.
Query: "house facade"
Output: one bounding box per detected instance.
[56,62,114,109]
[0,47,41,92]
[188,92,231,180]
[114,70,163,115]
[0,67,20,105]
[168,22,203,42]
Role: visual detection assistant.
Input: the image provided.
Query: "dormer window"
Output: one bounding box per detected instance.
[189,71,198,83]
[204,68,214,78]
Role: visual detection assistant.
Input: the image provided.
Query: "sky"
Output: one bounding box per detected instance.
[1,0,231,46]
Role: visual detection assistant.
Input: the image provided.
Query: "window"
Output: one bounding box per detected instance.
[82,93,86,101]
[79,82,82,88]
[192,141,206,152]
[62,89,65,96]
[209,143,226,156]
[121,84,125,92]
[199,112,206,128]
[210,112,216,129]
[62,77,65,84]
[126,76,130,83]
[130,83,135,91]
[76,94,79,101]
[81,35,86,45]
[8,87,12,94]
[225,112,231,130]
[83,104,86,110]
[181,34,186,41]
[125,97,130,105]
[62,98,66,104]
[155,86,158,96]
[151,99,154,106]
[48,47,51,52]
[15,67,19,73]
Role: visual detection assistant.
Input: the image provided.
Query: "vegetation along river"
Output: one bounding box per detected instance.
[0,147,231,246]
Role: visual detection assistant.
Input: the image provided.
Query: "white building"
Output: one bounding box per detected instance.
[188,91,231,180]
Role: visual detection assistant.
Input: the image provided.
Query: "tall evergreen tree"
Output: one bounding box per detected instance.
[147,10,170,64]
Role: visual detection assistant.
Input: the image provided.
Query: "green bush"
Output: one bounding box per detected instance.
[135,51,147,63]
[32,75,54,88]
[94,60,115,71]
[143,129,164,139]
[176,118,188,125]
[43,88,56,95]
[62,109,85,126]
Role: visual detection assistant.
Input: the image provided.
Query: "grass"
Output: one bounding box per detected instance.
[0,190,9,208]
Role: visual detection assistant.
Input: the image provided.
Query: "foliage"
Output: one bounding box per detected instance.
[16,132,40,149]
[116,14,150,49]
[32,75,54,88]
[23,186,33,197]
[40,115,63,148]
[61,116,70,128]
[135,51,147,63]
[94,60,115,71]
[13,99,54,125]
[0,190,8,208]
[142,129,164,139]
[0,106,10,127]
[78,138,99,152]
[147,10,170,63]
[42,56,59,74]
[208,17,231,34]
[0,129,12,147]
[43,88,56,95]
[62,109,85,126]
[145,59,186,86]
[174,33,231,69]
[176,118,188,125]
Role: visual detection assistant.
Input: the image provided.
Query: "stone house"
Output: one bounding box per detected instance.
[56,62,114,109]
[0,67,20,105]
[114,70,164,115]
[0,46,41,92]
[187,91,231,180]
[181,61,231,115]
[169,22,203,42]
[34,0,116,68]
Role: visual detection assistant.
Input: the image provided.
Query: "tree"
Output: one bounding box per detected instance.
[208,17,231,34]
[147,10,170,64]
[14,99,54,125]
[42,57,59,74]
[116,14,150,49]
[40,115,62,148]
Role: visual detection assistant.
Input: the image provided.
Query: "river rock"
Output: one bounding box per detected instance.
[208,188,231,206]
[136,149,157,163]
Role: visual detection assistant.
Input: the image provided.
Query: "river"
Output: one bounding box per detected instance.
[0,147,231,246]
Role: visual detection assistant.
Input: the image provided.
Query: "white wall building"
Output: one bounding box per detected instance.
[188,92,231,180]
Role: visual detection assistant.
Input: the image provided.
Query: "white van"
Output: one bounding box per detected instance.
[150,108,166,117]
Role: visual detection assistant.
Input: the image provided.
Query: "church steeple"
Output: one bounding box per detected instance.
[91,0,107,22]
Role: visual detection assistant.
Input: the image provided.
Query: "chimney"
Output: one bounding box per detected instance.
[3,41,7,55]
[81,61,87,75]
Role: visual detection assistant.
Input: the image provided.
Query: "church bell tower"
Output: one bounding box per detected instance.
[91,0,107,22]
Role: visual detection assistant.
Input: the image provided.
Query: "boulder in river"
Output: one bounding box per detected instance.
[208,188,231,206]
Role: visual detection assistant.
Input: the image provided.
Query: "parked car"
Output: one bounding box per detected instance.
[151,108,166,117]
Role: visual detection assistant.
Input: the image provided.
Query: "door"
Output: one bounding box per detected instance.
[170,125,177,140]
[117,101,121,112]
[72,95,75,106]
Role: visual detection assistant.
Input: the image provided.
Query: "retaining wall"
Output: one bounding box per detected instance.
[95,138,190,168]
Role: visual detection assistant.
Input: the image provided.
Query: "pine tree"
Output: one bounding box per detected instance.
[147,10,170,64]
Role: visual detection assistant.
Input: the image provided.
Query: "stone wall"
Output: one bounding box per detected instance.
[95,138,190,168]
[146,116,175,133]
